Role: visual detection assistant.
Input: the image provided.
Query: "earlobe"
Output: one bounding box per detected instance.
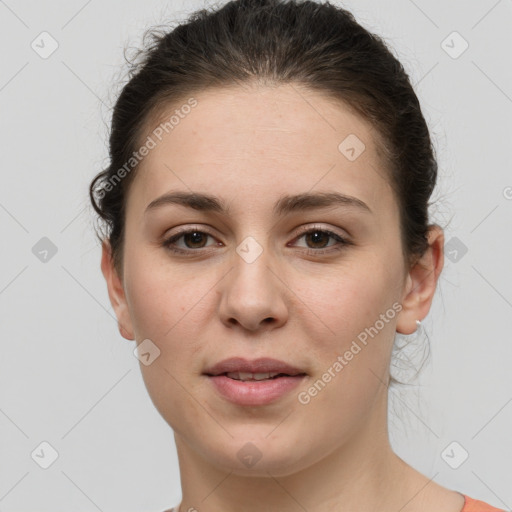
[100,240,135,341]
[395,225,444,335]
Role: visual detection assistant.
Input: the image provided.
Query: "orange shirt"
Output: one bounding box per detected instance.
[461,494,507,511]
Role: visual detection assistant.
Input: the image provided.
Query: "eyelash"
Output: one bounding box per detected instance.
[161,225,352,257]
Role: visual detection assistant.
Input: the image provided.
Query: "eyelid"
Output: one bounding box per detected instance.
[292,223,349,240]
[163,224,214,238]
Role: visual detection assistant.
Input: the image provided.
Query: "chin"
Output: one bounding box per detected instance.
[198,433,314,477]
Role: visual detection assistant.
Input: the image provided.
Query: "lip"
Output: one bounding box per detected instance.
[203,357,306,376]
[203,357,307,406]
[206,374,307,406]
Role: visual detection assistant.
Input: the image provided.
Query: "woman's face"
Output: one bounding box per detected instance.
[104,83,419,476]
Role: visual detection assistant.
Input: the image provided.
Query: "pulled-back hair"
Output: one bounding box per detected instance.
[89,1,440,389]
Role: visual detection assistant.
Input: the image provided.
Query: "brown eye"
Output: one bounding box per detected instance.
[180,231,209,249]
[291,227,350,255]
[163,229,218,254]
[302,230,332,249]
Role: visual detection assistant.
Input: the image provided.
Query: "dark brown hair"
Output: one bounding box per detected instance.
[90,0,439,275]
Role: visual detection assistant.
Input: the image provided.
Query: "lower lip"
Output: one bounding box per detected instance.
[206,374,307,406]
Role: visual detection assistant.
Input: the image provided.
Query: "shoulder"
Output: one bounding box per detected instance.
[461,494,508,512]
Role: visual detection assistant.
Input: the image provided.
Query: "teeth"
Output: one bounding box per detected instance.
[226,371,282,381]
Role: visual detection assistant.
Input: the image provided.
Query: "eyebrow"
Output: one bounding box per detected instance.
[144,190,372,216]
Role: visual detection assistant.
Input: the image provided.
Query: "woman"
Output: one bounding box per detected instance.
[89,1,506,511]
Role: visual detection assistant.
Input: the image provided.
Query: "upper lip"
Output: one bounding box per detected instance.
[203,357,307,376]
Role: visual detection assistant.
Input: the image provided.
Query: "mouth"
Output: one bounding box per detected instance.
[202,356,308,379]
[208,371,307,381]
[203,357,308,406]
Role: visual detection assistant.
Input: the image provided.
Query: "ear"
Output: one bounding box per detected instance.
[100,240,135,341]
[396,225,444,335]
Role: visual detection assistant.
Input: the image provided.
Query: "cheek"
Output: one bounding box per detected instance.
[297,256,401,403]
[123,253,213,431]
[124,245,206,340]
[302,259,398,341]
[123,250,222,398]
[293,265,398,430]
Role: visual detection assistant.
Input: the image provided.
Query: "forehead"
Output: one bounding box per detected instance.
[128,84,394,218]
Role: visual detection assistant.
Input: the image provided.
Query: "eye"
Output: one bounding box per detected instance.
[289,226,351,255]
[162,227,219,255]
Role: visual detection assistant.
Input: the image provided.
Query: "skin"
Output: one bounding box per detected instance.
[101,83,462,512]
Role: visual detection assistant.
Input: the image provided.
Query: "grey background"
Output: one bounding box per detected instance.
[0,0,511,510]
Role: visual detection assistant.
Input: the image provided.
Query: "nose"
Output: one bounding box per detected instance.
[217,245,289,332]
